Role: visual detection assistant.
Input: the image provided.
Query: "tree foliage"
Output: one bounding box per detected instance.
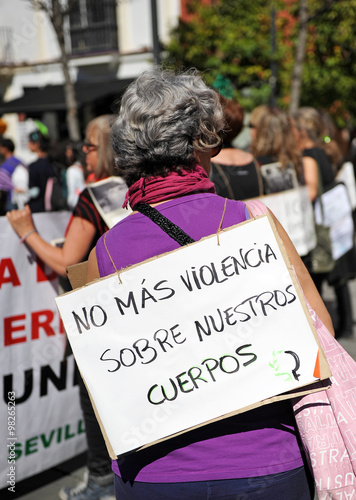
[164,0,356,126]
[165,0,273,110]
[300,0,356,127]
[28,0,81,140]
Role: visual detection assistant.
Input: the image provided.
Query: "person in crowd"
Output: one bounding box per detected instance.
[65,141,86,210]
[247,104,269,144]
[251,107,304,194]
[0,136,16,214]
[0,118,10,214]
[0,169,12,215]
[85,68,333,500]
[210,95,263,200]
[6,116,117,276]
[7,115,121,500]
[0,116,7,162]
[292,107,335,202]
[0,183,8,215]
[292,106,355,338]
[318,110,344,171]
[319,110,356,339]
[0,137,29,211]
[350,128,356,167]
[26,129,55,212]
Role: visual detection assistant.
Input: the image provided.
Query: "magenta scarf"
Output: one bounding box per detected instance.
[123,165,216,209]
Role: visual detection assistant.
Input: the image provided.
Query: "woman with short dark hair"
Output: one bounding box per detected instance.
[86,68,333,500]
[210,95,263,200]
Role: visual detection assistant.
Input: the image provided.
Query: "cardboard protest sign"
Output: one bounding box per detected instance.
[56,214,330,458]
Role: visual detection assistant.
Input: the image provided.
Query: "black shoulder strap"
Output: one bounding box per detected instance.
[212,163,235,200]
[135,203,195,246]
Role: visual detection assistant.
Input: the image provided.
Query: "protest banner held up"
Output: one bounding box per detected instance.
[0,213,86,492]
[56,213,330,458]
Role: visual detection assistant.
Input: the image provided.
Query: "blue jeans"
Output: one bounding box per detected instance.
[114,466,314,499]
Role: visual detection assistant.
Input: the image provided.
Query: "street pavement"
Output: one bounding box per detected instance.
[14,281,356,500]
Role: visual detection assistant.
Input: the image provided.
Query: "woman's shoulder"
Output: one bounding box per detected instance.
[212,148,254,167]
[302,147,331,168]
[73,188,96,215]
[302,146,324,158]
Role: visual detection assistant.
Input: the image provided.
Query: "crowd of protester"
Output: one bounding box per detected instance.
[210,96,356,341]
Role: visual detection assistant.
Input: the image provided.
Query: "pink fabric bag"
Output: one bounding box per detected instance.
[246,199,356,498]
[293,304,356,498]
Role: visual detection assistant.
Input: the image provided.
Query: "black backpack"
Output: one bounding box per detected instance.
[45,162,68,211]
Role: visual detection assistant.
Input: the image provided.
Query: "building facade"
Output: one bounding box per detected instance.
[0,0,182,160]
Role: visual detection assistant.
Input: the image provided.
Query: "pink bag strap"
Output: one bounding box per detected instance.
[245,199,269,217]
[44,177,54,212]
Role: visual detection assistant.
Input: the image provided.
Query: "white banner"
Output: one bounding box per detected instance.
[56,215,324,457]
[314,182,354,260]
[255,186,316,257]
[0,213,86,492]
[336,162,356,210]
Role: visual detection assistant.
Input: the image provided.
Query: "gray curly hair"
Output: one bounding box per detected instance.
[111,67,224,186]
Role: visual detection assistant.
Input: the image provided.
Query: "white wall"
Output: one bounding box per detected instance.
[1,0,181,78]
[0,0,182,146]
[159,0,181,43]
[118,0,180,52]
[0,0,60,64]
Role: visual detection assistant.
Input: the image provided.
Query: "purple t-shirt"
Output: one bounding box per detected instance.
[0,156,22,176]
[96,193,303,483]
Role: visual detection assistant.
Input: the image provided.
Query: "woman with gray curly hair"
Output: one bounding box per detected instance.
[111,68,223,186]
[86,68,332,499]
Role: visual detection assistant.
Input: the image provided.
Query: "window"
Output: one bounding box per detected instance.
[69,0,118,55]
[0,27,13,63]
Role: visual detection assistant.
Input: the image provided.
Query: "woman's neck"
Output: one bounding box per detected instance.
[302,139,315,149]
